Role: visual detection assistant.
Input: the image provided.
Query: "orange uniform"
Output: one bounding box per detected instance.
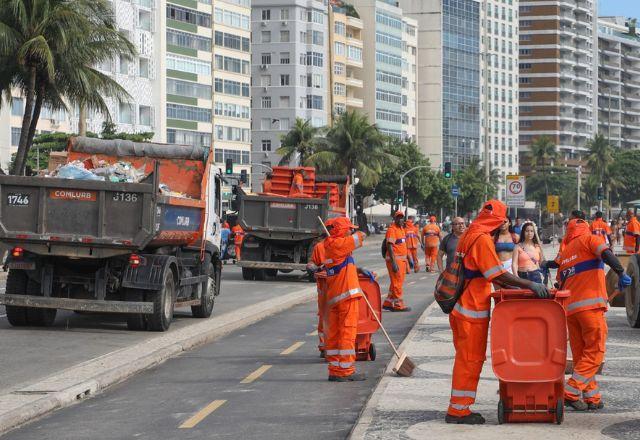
[323,218,365,378]
[231,224,244,260]
[308,240,327,353]
[624,216,640,254]
[405,220,420,273]
[590,218,612,243]
[289,172,304,196]
[422,221,441,271]
[384,222,409,311]
[556,219,609,405]
[448,200,508,418]
[262,178,272,193]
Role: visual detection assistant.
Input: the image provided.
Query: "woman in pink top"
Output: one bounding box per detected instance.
[512,222,545,283]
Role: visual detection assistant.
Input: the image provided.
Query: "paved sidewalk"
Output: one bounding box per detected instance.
[352,298,640,439]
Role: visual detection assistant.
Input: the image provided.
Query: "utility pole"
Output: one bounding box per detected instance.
[577,165,582,211]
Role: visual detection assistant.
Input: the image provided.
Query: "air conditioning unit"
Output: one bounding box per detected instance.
[260,65,267,70]
[261,21,267,27]
[281,21,288,26]
[263,87,268,92]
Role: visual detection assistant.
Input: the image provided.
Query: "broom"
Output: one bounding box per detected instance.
[317,216,416,377]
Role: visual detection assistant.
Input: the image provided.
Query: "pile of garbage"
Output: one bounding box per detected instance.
[46,157,147,183]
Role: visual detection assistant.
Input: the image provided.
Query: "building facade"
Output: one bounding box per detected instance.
[402,17,418,143]
[519,0,598,169]
[598,16,640,150]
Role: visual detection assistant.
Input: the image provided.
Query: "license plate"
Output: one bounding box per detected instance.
[7,193,30,206]
[7,261,35,270]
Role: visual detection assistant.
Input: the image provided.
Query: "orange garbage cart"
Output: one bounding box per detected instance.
[490,289,570,425]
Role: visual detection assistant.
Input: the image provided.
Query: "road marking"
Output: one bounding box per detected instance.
[307,330,318,336]
[179,399,226,429]
[280,341,305,355]
[408,281,416,285]
[240,364,272,384]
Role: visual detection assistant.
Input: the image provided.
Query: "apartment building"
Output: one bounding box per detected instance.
[598,16,640,149]
[519,0,598,169]
[402,17,418,143]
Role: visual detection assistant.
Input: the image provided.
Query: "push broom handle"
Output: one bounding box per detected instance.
[317,216,402,359]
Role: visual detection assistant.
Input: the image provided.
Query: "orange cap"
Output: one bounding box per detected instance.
[393,210,405,218]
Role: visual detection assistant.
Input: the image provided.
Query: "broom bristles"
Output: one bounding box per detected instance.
[392,352,416,377]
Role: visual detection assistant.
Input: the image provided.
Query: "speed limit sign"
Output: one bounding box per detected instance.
[506,175,525,207]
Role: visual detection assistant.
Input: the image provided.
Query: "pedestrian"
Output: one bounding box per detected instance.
[494,218,518,272]
[307,228,330,357]
[624,209,640,254]
[221,221,231,261]
[421,216,441,272]
[437,216,465,272]
[445,200,550,425]
[616,218,624,245]
[289,170,305,196]
[542,219,631,411]
[591,211,613,245]
[383,211,411,312]
[405,215,421,273]
[323,217,368,382]
[512,222,545,283]
[231,222,245,261]
[513,217,523,236]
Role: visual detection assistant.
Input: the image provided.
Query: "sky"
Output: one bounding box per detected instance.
[598,0,640,18]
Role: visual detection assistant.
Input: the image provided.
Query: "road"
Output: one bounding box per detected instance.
[1,241,436,439]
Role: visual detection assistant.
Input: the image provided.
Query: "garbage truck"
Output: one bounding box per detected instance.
[0,136,223,331]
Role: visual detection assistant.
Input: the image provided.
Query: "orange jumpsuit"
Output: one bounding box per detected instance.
[422,223,441,271]
[624,216,640,254]
[289,173,304,196]
[231,224,244,260]
[384,223,409,310]
[262,178,273,193]
[448,200,508,418]
[308,240,327,353]
[591,218,612,243]
[405,220,420,273]
[556,219,609,405]
[324,224,365,377]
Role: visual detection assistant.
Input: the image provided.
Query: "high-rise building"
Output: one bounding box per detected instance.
[597,16,640,149]
[400,0,480,170]
[519,0,598,169]
[402,17,418,143]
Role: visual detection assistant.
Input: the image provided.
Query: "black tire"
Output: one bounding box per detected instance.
[625,255,640,328]
[254,269,266,281]
[265,269,278,278]
[242,267,255,281]
[25,279,56,327]
[368,342,376,361]
[555,398,564,424]
[5,269,29,327]
[497,400,505,425]
[125,289,146,331]
[147,268,175,332]
[213,260,222,296]
[192,262,216,318]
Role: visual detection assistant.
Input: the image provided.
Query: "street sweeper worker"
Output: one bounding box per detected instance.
[421,216,441,272]
[590,211,612,245]
[405,215,421,273]
[446,200,551,425]
[307,225,330,357]
[541,218,631,411]
[624,209,640,254]
[323,216,369,382]
[384,211,411,312]
[231,223,245,260]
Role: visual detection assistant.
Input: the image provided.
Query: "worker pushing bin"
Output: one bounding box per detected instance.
[490,288,570,425]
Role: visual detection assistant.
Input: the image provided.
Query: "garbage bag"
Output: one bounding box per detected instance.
[56,163,105,181]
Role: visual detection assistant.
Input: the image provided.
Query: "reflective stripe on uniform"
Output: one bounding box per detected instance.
[325,349,356,356]
[326,257,355,277]
[326,288,362,306]
[565,384,581,395]
[482,265,503,279]
[329,361,354,368]
[449,403,470,410]
[583,387,600,398]
[451,389,476,398]
[560,258,604,282]
[572,372,593,384]
[567,297,607,312]
[453,303,490,319]
[394,238,406,244]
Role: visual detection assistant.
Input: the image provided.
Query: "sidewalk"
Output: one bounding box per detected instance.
[352,298,640,439]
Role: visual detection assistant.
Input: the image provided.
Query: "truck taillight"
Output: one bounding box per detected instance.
[129,254,141,268]
[11,247,24,258]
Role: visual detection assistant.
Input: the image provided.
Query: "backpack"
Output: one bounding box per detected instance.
[381,238,387,258]
[433,234,482,314]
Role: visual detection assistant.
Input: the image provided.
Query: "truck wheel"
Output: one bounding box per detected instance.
[125,289,147,331]
[625,255,640,328]
[5,269,29,327]
[242,267,255,281]
[213,260,222,296]
[265,269,278,278]
[148,269,175,332]
[25,279,57,327]
[192,262,216,318]
[254,269,266,281]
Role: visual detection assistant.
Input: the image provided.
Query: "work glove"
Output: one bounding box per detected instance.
[618,273,632,291]
[530,283,551,299]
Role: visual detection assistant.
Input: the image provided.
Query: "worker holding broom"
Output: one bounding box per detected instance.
[446,200,551,425]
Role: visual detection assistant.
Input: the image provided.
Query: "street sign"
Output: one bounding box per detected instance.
[547,195,560,213]
[505,175,526,207]
[451,185,460,197]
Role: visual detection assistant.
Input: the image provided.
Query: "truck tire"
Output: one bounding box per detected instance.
[125,289,147,331]
[625,255,640,328]
[242,267,255,281]
[213,260,222,296]
[147,269,175,332]
[192,262,216,318]
[5,269,29,327]
[254,269,266,281]
[265,269,278,278]
[25,279,57,327]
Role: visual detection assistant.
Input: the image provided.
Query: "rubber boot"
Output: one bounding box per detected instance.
[588,402,604,411]
[565,399,588,411]
[445,413,486,425]
[328,372,366,382]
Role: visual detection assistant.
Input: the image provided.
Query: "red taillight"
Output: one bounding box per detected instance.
[11,247,24,258]
[129,254,141,268]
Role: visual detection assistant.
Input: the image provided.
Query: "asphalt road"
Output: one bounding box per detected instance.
[1,247,436,439]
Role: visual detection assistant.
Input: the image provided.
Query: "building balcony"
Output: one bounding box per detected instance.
[346,96,363,108]
[345,76,363,88]
[346,16,363,30]
[346,58,363,68]
[624,51,640,62]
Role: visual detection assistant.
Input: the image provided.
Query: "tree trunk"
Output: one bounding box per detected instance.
[78,104,87,136]
[12,67,37,175]
[22,84,45,174]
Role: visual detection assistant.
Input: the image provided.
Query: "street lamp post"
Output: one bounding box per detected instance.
[399,165,434,210]
[577,165,582,211]
[250,163,273,173]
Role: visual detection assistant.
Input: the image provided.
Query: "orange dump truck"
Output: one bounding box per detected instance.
[0,137,223,331]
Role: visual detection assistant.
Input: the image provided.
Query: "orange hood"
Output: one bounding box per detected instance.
[564,219,590,245]
[466,199,507,236]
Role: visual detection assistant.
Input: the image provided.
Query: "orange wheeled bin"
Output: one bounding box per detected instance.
[315,273,381,362]
[490,289,570,425]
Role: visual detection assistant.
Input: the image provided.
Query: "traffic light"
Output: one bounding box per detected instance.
[240,169,248,184]
[396,190,404,205]
[225,158,233,175]
[443,162,452,179]
[597,185,604,201]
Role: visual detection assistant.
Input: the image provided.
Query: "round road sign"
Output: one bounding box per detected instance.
[509,181,523,195]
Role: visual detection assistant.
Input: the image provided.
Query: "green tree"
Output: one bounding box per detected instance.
[453,158,501,216]
[374,139,431,204]
[527,166,577,213]
[528,135,558,199]
[0,0,136,175]
[100,121,153,143]
[423,172,454,214]
[610,149,640,204]
[277,118,321,165]
[586,133,622,212]
[307,111,394,189]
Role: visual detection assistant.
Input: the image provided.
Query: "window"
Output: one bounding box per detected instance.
[306,74,322,88]
[260,118,271,130]
[334,103,346,115]
[334,62,345,76]
[11,98,23,116]
[280,74,290,86]
[305,52,323,67]
[214,31,250,52]
[280,52,290,64]
[376,11,402,29]
[167,129,211,148]
[280,30,289,42]
[139,106,152,126]
[306,95,323,110]
[260,75,271,86]
[214,8,250,30]
[139,58,149,78]
[214,78,250,97]
[334,83,346,96]
[279,96,290,107]
[167,79,212,99]
[11,127,20,146]
[519,63,532,70]
[167,103,211,122]
[167,5,211,27]
[138,10,151,31]
[347,46,362,61]
[262,96,272,108]
[375,50,400,66]
[167,54,211,75]
[519,77,531,84]
[299,31,307,43]
[119,102,133,124]
[262,31,271,43]
[520,120,532,127]
[261,139,272,151]
[306,9,323,24]
[280,8,289,20]
[214,102,250,119]
[262,9,270,20]
[376,31,402,49]
[214,149,250,164]
[376,88,402,104]
[119,56,130,75]
[215,55,250,74]
[376,70,402,86]
[335,42,345,56]
[520,20,531,27]
[261,53,271,65]
[335,21,345,36]
[280,118,290,130]
[168,29,212,51]
[376,108,402,123]
[312,30,323,45]
[519,91,531,99]
[214,125,250,142]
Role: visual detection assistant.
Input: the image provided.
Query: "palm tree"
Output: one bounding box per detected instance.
[306,111,394,189]
[529,135,558,199]
[0,0,136,175]
[277,118,321,165]
[586,133,621,213]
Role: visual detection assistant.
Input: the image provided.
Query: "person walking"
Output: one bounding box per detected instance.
[494,218,518,273]
[624,209,640,254]
[421,216,441,272]
[591,211,613,245]
[436,217,465,272]
[405,215,420,273]
[383,211,411,312]
[512,222,545,283]
[231,222,245,261]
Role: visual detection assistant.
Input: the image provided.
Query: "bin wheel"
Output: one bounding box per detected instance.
[625,255,640,328]
[368,343,377,361]
[242,267,255,281]
[497,400,505,425]
[555,398,564,425]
